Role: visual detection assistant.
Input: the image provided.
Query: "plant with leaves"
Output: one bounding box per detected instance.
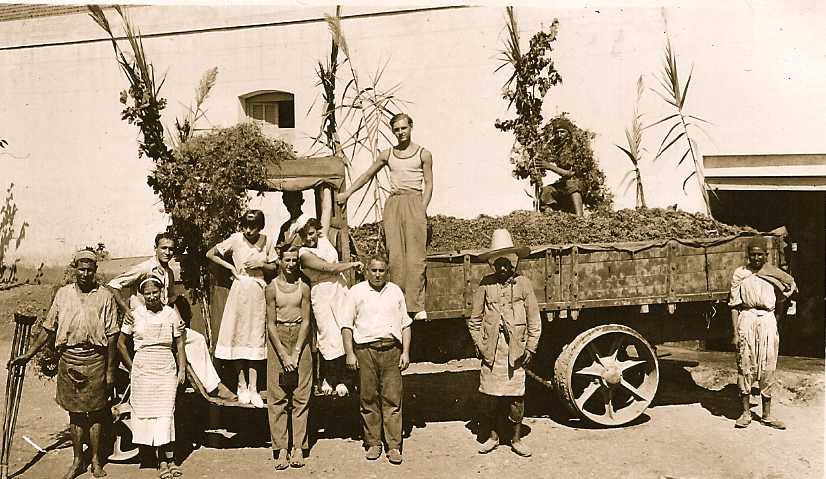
[172,67,218,149]
[616,76,647,208]
[648,35,711,214]
[495,8,562,197]
[310,10,406,227]
[151,122,296,294]
[89,7,289,302]
[89,5,173,166]
[495,9,610,211]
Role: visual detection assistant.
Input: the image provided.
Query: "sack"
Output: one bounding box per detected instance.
[279,369,299,391]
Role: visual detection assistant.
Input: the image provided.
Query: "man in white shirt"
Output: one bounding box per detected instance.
[341,255,412,465]
[107,233,236,401]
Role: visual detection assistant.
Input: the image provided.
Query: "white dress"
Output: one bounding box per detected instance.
[214,232,276,361]
[122,305,184,446]
[299,236,348,360]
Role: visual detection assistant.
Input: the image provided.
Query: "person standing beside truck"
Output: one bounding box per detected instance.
[8,250,119,479]
[466,229,541,457]
[340,254,412,465]
[336,113,433,320]
[729,236,797,429]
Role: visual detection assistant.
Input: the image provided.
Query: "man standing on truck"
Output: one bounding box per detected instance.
[729,236,797,429]
[336,113,433,320]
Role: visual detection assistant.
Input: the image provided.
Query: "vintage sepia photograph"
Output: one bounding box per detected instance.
[0,1,823,477]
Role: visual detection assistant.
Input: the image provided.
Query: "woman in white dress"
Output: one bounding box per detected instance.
[298,188,361,396]
[118,274,187,478]
[206,210,277,407]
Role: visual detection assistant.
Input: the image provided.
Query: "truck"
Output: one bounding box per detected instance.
[110,155,788,461]
[241,156,787,427]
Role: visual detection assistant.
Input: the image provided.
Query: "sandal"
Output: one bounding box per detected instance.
[274,449,289,471]
[168,464,183,477]
[159,463,173,479]
[289,448,305,468]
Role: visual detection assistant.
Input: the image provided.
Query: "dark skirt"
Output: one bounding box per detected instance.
[56,346,107,413]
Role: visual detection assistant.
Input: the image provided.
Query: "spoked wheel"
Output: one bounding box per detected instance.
[109,383,140,462]
[554,324,659,427]
[109,418,139,462]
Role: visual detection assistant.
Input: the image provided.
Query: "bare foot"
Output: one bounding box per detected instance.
[61,459,86,479]
[91,461,108,477]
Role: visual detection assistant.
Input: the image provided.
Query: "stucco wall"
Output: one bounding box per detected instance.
[1,3,824,265]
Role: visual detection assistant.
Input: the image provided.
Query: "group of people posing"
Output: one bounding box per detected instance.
[5,112,795,479]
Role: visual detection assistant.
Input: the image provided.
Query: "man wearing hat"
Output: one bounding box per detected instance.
[8,249,119,479]
[729,236,797,429]
[466,229,541,457]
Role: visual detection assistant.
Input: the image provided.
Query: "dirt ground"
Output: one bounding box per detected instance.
[1,285,823,479]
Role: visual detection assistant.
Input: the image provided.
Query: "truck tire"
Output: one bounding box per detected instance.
[553,324,658,426]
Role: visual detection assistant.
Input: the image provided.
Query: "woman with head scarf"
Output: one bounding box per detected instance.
[118,274,187,478]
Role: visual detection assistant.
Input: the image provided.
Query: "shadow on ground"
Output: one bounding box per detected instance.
[9,427,71,478]
[651,358,742,420]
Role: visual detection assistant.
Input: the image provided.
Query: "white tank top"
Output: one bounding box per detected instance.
[388,147,424,193]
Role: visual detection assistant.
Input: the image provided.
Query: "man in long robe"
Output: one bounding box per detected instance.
[730,236,797,429]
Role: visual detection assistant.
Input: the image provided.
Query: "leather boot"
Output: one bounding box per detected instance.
[510,422,531,457]
[761,396,786,430]
[734,394,751,428]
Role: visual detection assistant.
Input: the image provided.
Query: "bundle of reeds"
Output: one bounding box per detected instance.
[0,313,36,479]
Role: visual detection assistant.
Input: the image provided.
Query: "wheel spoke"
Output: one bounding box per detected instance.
[574,363,604,378]
[575,381,601,410]
[607,334,625,361]
[620,379,651,402]
[602,388,614,420]
[586,343,603,365]
[617,359,647,373]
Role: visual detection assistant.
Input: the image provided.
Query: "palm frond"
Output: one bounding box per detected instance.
[655,131,686,159]
[644,113,679,130]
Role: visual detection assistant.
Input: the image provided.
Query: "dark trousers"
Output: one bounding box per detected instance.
[478,394,524,441]
[354,342,403,450]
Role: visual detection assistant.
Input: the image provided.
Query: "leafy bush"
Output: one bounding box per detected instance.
[149,122,296,295]
[495,13,611,210]
[352,208,755,255]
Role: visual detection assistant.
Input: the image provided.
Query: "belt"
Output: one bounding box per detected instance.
[389,189,422,197]
[355,338,399,350]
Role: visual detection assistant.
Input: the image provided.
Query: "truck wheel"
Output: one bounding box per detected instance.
[553,324,658,426]
[109,418,139,462]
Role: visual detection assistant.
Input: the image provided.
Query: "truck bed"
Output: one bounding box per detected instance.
[423,233,782,320]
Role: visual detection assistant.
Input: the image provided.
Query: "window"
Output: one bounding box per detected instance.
[243,91,295,128]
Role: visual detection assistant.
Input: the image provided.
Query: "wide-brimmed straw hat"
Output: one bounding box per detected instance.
[475,229,531,265]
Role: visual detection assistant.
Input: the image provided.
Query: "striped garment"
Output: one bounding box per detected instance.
[122,305,183,445]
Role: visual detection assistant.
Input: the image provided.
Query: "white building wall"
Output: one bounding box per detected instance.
[1,3,825,265]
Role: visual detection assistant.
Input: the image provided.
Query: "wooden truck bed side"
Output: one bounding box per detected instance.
[423,234,783,320]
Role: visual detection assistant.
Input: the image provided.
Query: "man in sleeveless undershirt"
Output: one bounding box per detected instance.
[337,113,433,320]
